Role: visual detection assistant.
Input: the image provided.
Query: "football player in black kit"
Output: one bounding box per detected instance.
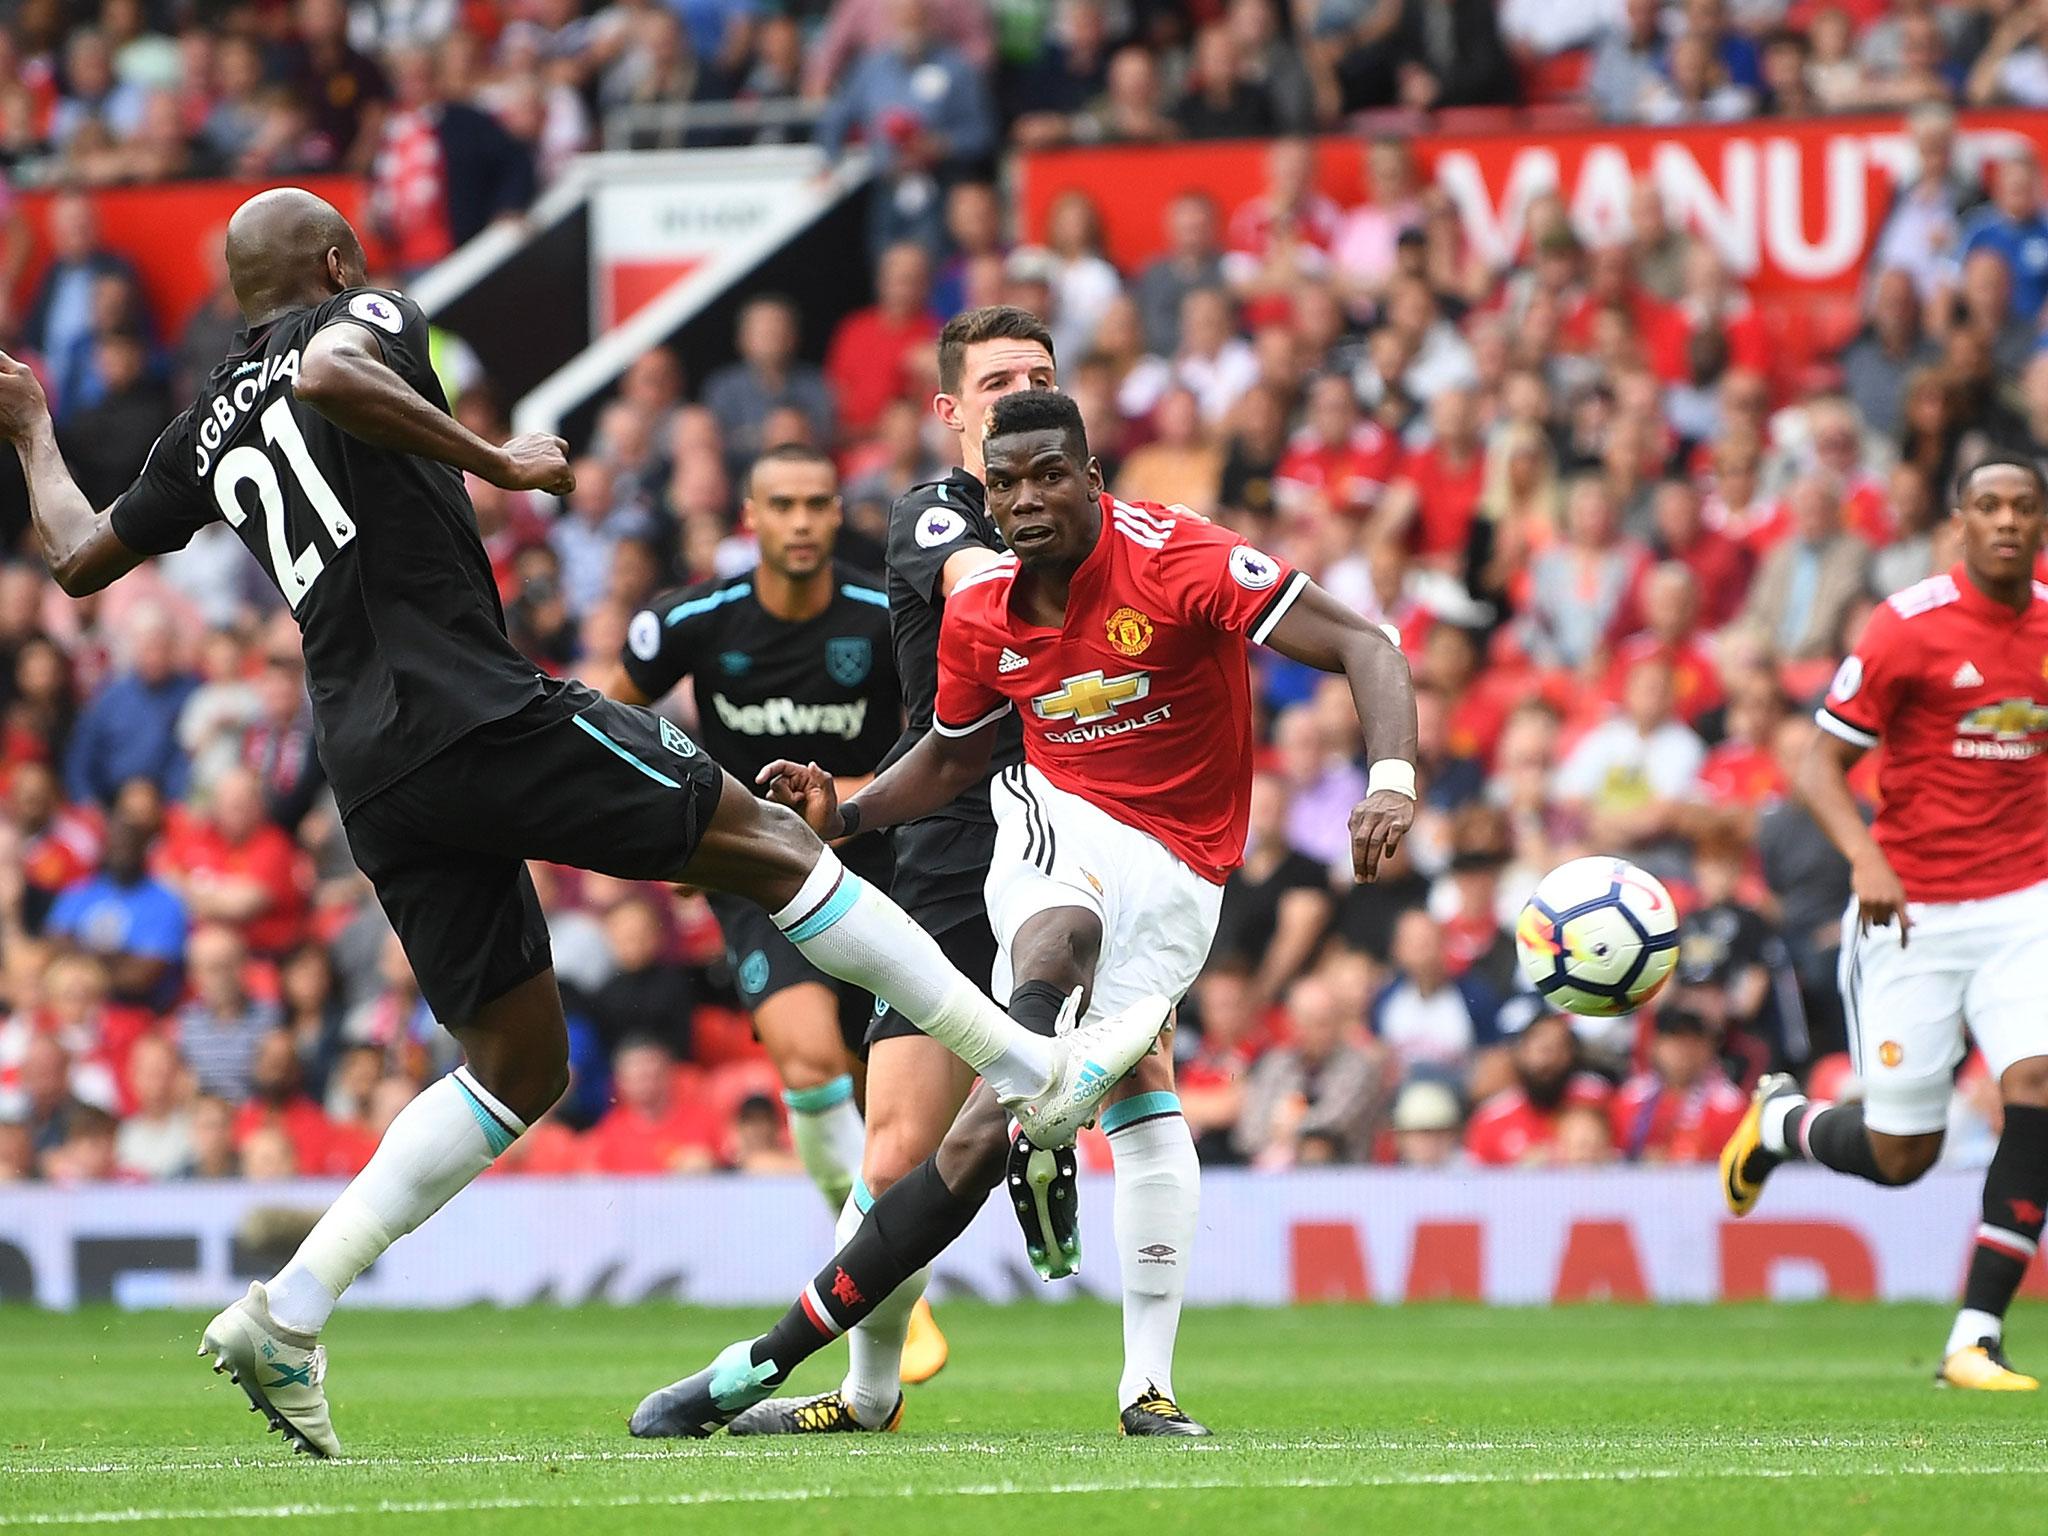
[711,307,1208,1439]
[602,444,938,1379]
[0,191,1169,1457]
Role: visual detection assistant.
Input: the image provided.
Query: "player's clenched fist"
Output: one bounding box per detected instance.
[492,433,575,495]
[0,350,51,441]
[1850,848,1912,947]
[758,758,843,838]
[1348,790,1414,884]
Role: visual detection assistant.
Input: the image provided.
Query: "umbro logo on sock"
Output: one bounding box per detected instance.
[999,648,1029,674]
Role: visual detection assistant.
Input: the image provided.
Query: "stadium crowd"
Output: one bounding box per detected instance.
[2,0,2047,1184]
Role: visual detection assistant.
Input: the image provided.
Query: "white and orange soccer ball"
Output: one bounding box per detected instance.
[1514,856,1680,1018]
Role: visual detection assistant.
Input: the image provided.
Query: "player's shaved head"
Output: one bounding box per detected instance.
[223,187,368,323]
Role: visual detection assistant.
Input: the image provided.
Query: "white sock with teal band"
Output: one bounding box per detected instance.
[771,849,1054,1100]
[833,1178,932,1428]
[1104,1091,1198,1407]
[783,1076,864,1211]
[265,1066,526,1335]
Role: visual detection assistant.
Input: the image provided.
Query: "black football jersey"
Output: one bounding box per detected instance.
[107,287,541,815]
[621,560,900,782]
[880,468,1024,821]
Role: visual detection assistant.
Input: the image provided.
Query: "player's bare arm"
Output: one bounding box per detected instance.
[760,721,996,841]
[1797,727,1910,945]
[1262,580,1420,883]
[0,351,147,596]
[295,322,574,495]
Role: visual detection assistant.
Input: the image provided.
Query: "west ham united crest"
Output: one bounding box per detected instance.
[827,636,872,687]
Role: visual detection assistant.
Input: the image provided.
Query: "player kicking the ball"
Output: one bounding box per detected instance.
[0,191,1167,1458]
[1722,457,2048,1390]
[628,389,1416,1439]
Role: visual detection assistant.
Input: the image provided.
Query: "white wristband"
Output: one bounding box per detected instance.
[1367,760,1417,800]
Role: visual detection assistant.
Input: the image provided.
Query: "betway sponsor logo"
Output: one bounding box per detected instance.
[712,693,867,739]
[1044,702,1173,745]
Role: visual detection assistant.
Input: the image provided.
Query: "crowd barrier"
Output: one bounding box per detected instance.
[2,1167,2036,1311]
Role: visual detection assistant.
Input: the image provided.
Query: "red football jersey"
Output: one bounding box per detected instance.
[1818,566,2048,903]
[934,500,1304,884]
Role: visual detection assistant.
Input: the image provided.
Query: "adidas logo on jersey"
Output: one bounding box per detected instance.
[999,648,1029,674]
[1954,661,1985,688]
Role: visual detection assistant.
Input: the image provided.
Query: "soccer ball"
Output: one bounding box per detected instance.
[1514,856,1680,1018]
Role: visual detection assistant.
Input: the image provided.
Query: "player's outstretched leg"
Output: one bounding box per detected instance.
[1941,1063,2048,1390]
[1721,1076,1941,1214]
[634,1070,1095,1437]
[203,968,569,1456]
[681,787,1168,1145]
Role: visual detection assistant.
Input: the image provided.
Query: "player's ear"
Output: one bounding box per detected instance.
[1085,456,1104,494]
[324,247,347,292]
[740,498,757,534]
[933,391,963,435]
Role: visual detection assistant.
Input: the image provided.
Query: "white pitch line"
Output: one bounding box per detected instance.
[2,1463,2044,1526]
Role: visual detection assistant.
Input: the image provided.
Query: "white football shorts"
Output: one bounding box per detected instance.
[984,762,1224,1026]
[1839,877,2048,1136]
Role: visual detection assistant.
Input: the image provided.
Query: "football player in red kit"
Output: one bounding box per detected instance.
[631,389,1417,1439]
[1723,457,2048,1390]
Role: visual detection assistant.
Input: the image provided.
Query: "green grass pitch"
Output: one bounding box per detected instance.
[4,1301,2047,1534]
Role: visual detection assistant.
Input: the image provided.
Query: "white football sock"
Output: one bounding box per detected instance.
[1948,1307,2004,1358]
[835,1180,930,1429]
[1760,1092,1807,1155]
[1105,1095,1199,1408]
[782,1076,864,1211]
[265,1067,524,1335]
[773,850,1052,1101]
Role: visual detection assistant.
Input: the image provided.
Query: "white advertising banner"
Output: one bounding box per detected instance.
[0,1168,2027,1311]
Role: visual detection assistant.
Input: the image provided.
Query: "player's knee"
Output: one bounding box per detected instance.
[1010,909,1102,995]
[1870,1133,1942,1185]
[2001,1056,2048,1109]
[860,1114,933,1194]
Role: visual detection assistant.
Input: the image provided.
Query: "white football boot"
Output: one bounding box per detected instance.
[199,1282,340,1457]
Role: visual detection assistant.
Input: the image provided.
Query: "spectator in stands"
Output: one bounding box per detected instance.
[1967,1,2048,108]
[1326,0,1517,112]
[1588,0,1669,121]
[284,0,388,170]
[585,1035,718,1174]
[805,0,993,99]
[11,1033,93,1160]
[825,240,938,440]
[1275,371,1398,522]
[1758,28,1820,117]
[1953,246,2039,378]
[1465,1013,1612,1165]
[1606,562,1722,727]
[50,27,145,151]
[1004,0,1112,129]
[1122,287,1259,426]
[1556,658,1706,858]
[1390,1078,1465,1167]
[173,924,279,1103]
[372,43,534,274]
[1213,772,1334,1008]
[1114,386,1223,515]
[27,192,141,422]
[1960,152,2048,322]
[1844,268,1943,439]
[232,1029,333,1174]
[1235,973,1383,1166]
[242,645,325,833]
[1643,29,1754,123]
[818,0,996,258]
[1134,193,1226,357]
[1372,907,1502,1083]
[1639,477,1751,629]
[159,767,309,958]
[1037,192,1121,367]
[64,606,195,808]
[703,295,835,476]
[589,896,695,1058]
[1272,701,1367,876]
[1215,0,1318,134]
[1872,106,1982,300]
[1523,476,1643,671]
[46,816,184,1007]
[1738,475,1873,661]
[1870,464,1946,597]
[2013,353,2048,465]
[0,1116,29,1181]
[1611,981,1751,1162]
[56,329,169,510]
[181,1094,236,1180]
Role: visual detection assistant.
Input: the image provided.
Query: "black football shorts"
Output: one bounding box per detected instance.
[343,679,725,1027]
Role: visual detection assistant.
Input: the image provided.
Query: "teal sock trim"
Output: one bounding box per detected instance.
[852,1176,875,1215]
[783,874,863,943]
[781,1075,855,1113]
[452,1076,517,1156]
[571,714,681,789]
[1100,1090,1182,1135]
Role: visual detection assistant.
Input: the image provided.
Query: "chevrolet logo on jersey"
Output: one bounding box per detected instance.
[1032,669,1150,724]
[1957,698,2048,741]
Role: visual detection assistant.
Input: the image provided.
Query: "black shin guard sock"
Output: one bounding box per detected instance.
[750,1157,987,1380]
[1963,1104,2048,1319]
[1008,980,1069,1037]
[1786,1101,1899,1184]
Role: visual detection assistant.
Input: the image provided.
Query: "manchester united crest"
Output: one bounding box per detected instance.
[1106,606,1154,657]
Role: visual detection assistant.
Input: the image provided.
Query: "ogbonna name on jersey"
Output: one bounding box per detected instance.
[194,350,304,476]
